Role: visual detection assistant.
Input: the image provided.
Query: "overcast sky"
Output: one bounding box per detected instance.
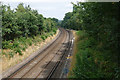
[1,0,86,20]
[1,0,118,20]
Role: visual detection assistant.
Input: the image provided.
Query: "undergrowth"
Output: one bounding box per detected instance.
[1,30,57,58]
[69,31,119,79]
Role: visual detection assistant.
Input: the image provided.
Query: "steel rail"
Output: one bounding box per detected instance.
[46,30,72,80]
[19,28,66,79]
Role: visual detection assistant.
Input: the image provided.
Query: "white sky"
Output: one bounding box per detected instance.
[1,0,119,20]
[0,0,86,20]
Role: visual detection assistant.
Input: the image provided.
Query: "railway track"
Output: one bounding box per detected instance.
[2,28,73,80]
[46,30,73,79]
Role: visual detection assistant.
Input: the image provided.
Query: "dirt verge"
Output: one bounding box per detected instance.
[68,30,77,77]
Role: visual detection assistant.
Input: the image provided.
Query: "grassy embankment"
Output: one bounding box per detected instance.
[1,29,58,72]
[69,30,119,79]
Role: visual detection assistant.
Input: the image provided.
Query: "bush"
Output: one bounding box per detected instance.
[14,48,22,56]
[29,25,39,36]
[13,41,19,48]
[27,39,32,46]
[50,33,53,36]
[45,35,48,39]
[2,40,13,49]
[53,29,56,34]
[41,36,45,40]
[22,46,27,51]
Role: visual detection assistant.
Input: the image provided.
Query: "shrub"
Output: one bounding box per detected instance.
[41,36,45,40]
[22,47,26,51]
[2,40,12,49]
[15,48,22,56]
[28,41,32,46]
[53,29,56,34]
[45,35,48,39]
[13,41,19,48]
[50,33,53,36]
[8,52,14,58]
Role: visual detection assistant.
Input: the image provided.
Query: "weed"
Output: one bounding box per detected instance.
[8,52,14,58]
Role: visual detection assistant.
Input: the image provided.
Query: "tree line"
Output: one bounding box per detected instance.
[2,3,58,41]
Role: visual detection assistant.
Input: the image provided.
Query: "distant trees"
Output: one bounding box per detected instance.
[51,18,58,23]
[2,3,58,41]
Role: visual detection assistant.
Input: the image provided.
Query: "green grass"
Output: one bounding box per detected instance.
[2,30,57,58]
[69,30,120,79]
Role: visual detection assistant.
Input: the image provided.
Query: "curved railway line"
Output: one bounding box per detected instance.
[2,28,73,80]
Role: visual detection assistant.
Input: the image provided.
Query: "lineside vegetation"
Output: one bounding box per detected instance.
[1,3,58,58]
[61,2,120,79]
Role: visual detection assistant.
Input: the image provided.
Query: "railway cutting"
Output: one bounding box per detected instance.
[2,28,74,80]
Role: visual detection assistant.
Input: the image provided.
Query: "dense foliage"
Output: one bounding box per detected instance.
[1,3,58,57]
[2,3,58,45]
[61,2,120,79]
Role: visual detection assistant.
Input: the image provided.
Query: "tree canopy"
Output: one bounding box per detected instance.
[2,3,58,41]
